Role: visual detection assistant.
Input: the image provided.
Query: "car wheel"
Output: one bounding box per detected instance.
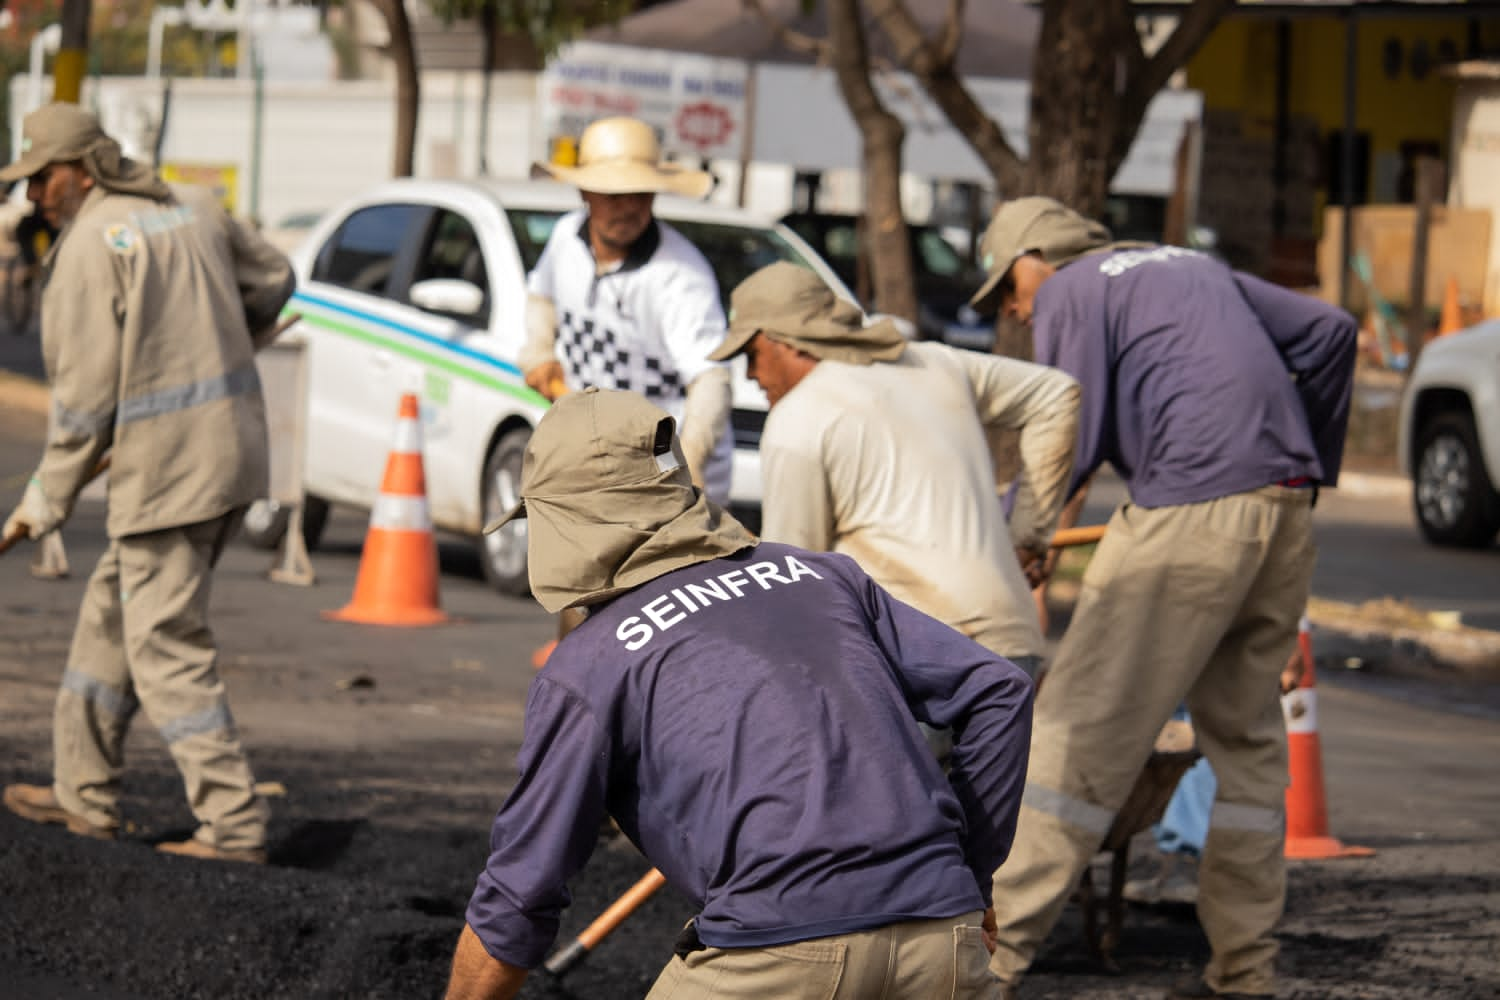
[479,427,531,596]
[240,495,331,551]
[1412,411,1500,547]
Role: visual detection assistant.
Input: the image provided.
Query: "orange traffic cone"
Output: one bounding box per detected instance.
[1438,276,1463,337]
[324,393,449,626]
[1283,616,1373,859]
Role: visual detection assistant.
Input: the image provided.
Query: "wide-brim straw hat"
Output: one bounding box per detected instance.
[532,116,713,200]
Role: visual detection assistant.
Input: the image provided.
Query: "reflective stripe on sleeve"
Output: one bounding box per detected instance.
[1021,783,1115,837]
[118,363,261,425]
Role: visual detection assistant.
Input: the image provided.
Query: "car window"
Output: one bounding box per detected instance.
[506,209,564,273]
[913,227,967,278]
[314,203,423,297]
[668,220,818,311]
[411,210,490,323]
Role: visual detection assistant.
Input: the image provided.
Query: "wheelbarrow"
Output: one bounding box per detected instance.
[1073,717,1200,972]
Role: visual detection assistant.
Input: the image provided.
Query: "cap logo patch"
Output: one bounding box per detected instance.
[103,223,137,254]
[983,252,994,269]
[19,137,31,152]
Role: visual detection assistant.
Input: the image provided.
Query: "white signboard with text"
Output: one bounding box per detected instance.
[539,41,749,162]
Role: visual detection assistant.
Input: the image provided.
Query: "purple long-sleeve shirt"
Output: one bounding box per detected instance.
[1033,246,1359,507]
[465,543,1034,969]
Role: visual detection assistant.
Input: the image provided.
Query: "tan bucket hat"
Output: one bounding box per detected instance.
[969,196,1114,312]
[710,261,906,366]
[485,388,755,612]
[0,102,108,183]
[532,117,714,199]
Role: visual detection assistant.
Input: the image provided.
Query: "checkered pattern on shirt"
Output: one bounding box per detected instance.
[558,310,684,402]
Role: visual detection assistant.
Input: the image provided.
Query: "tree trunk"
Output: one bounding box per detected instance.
[375,0,420,178]
[869,0,1026,195]
[1024,0,1135,217]
[828,0,917,325]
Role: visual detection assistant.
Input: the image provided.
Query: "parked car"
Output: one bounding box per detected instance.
[778,211,995,351]
[1398,319,1500,547]
[246,178,855,594]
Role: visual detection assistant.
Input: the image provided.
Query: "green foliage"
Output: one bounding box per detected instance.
[429,0,637,61]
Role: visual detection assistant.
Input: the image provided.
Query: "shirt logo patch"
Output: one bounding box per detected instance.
[103,224,137,254]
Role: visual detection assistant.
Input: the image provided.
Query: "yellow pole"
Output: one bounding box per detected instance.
[53,0,92,103]
[51,48,87,103]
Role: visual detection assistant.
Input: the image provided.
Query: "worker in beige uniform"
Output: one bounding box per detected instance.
[0,103,296,863]
[710,262,1080,680]
[518,116,735,651]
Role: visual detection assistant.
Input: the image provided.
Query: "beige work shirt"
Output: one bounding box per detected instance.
[759,341,1080,660]
[36,184,295,537]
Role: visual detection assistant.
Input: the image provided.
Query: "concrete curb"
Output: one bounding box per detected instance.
[1335,471,1408,499]
[1307,597,1500,675]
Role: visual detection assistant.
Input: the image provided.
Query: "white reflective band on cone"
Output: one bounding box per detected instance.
[370,494,432,531]
[392,418,424,455]
[1282,688,1318,734]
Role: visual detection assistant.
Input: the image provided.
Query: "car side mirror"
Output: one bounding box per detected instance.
[409,278,486,319]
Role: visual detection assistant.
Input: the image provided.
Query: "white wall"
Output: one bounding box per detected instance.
[9,72,544,227]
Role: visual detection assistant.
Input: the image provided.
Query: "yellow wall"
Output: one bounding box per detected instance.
[1186,14,1476,200]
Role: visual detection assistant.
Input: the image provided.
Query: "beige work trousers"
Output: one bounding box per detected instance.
[52,510,269,851]
[646,912,1001,999]
[989,486,1315,996]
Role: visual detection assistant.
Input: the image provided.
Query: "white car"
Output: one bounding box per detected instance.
[1398,318,1500,547]
[246,177,855,594]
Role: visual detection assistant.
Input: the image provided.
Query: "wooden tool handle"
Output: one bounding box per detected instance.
[1049,524,1106,548]
[578,868,667,948]
[544,868,667,976]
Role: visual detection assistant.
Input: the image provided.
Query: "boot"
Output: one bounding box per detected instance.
[3,783,115,840]
[156,837,267,865]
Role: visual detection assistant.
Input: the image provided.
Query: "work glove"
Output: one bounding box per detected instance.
[4,477,60,541]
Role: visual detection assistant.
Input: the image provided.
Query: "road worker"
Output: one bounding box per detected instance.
[710,261,1081,681]
[969,196,1359,999]
[445,388,1034,1000]
[1,103,296,863]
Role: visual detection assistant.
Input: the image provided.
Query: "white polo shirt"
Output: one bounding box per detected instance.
[528,210,733,503]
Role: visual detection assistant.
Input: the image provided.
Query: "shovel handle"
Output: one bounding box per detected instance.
[1049,524,1106,549]
[544,868,668,976]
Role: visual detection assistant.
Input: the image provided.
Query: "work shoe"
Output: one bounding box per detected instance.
[1124,853,1200,905]
[156,837,268,865]
[1166,975,1272,999]
[2,783,115,840]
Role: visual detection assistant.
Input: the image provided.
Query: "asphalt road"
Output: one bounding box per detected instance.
[2,389,1500,999]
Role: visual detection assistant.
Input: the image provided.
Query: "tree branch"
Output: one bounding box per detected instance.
[869,0,1025,192]
[1107,0,1233,175]
[743,0,831,63]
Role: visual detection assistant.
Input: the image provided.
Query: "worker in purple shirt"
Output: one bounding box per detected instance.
[444,388,1034,1000]
[968,197,1358,1000]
